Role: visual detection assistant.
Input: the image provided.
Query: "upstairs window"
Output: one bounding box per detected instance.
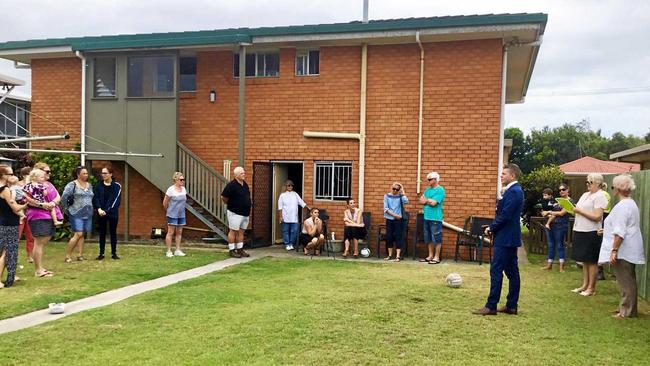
[314,161,352,201]
[296,50,319,76]
[179,57,197,92]
[233,52,280,77]
[127,56,175,97]
[93,57,116,98]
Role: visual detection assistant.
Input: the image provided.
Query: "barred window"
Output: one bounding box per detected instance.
[314,162,352,201]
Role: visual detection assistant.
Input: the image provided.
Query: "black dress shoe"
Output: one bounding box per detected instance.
[497,306,518,315]
[111,254,120,260]
[472,307,497,316]
[96,255,105,260]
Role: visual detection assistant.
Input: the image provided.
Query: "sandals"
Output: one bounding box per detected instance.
[77,256,86,261]
[36,270,54,278]
[384,256,392,261]
[65,257,73,263]
[571,287,586,293]
[419,258,432,263]
[579,290,596,297]
[428,259,441,265]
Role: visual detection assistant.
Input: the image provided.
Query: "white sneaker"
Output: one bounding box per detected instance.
[285,245,293,251]
[288,245,294,250]
[174,249,186,257]
[166,250,174,258]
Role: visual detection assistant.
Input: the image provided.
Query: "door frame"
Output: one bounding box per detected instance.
[271,160,304,244]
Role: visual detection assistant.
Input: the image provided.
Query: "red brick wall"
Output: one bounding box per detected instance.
[30,58,82,149]
[178,40,503,257]
[31,39,504,258]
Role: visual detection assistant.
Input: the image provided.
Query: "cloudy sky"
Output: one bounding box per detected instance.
[1,0,648,138]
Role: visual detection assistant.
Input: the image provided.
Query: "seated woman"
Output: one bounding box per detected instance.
[300,208,325,256]
[342,198,366,259]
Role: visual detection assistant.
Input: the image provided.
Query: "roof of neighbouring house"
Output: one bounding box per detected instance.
[609,143,650,165]
[559,156,641,175]
[0,13,547,52]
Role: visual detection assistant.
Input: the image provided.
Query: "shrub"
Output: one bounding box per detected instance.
[519,165,565,227]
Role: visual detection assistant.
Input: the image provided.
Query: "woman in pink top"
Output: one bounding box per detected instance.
[23,162,62,278]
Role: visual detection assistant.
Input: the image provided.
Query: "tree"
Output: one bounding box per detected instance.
[505,127,533,173]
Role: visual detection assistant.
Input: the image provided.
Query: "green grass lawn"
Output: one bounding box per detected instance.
[0,243,226,320]
[1,254,648,365]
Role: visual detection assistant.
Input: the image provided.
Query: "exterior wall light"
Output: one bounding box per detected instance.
[209,90,217,103]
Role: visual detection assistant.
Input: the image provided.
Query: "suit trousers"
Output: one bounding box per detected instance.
[613,259,638,317]
[485,246,520,310]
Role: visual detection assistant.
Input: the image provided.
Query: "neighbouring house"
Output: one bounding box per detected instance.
[560,156,640,198]
[1,74,31,164]
[0,13,547,257]
[611,143,650,171]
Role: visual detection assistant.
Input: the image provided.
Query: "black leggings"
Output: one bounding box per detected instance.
[98,215,119,255]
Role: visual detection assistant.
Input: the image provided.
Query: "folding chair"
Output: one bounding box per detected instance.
[454,216,494,264]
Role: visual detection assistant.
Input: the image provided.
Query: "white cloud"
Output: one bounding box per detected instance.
[1,0,648,138]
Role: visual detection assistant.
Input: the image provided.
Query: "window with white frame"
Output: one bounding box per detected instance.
[233,52,280,77]
[0,101,29,145]
[314,161,352,200]
[296,50,319,76]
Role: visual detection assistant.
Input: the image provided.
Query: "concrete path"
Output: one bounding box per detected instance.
[0,253,260,335]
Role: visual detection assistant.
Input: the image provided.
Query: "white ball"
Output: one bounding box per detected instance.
[360,247,371,258]
[446,273,462,288]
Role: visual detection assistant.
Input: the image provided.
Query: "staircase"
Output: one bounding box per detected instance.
[177,142,230,242]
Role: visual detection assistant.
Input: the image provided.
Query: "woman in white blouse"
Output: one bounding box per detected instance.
[598,174,646,318]
[571,173,608,296]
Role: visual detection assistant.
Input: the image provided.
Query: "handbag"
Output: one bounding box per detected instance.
[66,182,76,207]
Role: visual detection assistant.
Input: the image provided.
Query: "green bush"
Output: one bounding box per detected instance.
[519,165,565,226]
[30,152,80,193]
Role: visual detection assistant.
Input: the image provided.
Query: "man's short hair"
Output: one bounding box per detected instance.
[233,166,244,176]
[503,163,521,179]
[542,188,553,195]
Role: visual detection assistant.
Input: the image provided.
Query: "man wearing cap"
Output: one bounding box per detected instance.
[278,180,309,251]
[419,172,446,264]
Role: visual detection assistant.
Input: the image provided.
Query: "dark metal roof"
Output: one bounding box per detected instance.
[0,13,547,51]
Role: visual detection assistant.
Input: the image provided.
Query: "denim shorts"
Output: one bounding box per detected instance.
[423,220,443,244]
[167,216,187,226]
[69,215,93,233]
[29,219,56,238]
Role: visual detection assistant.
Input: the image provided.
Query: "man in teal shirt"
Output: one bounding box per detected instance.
[419,172,445,264]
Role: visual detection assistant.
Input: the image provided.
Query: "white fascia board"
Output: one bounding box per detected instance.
[0,74,25,86]
[252,24,541,44]
[0,45,73,57]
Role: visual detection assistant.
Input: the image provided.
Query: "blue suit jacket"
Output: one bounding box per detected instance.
[489,182,524,247]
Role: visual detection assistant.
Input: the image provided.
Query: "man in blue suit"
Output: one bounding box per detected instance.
[473,163,524,316]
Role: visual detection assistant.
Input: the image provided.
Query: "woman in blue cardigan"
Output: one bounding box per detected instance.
[93,165,122,260]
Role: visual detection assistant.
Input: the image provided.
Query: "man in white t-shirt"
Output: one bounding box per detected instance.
[277,180,309,250]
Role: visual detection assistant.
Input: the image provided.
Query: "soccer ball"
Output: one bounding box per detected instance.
[445,273,462,288]
[360,247,371,258]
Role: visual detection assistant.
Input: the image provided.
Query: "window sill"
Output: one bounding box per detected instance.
[179,92,197,99]
[91,97,118,101]
[125,96,176,100]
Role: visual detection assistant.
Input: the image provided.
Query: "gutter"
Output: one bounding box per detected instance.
[415,31,425,194]
[75,51,87,165]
